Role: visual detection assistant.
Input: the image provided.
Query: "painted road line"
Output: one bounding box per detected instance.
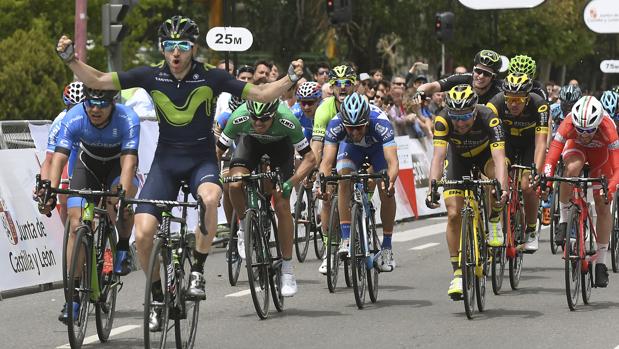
[225,289,253,298]
[391,222,447,242]
[57,324,140,348]
[410,242,440,250]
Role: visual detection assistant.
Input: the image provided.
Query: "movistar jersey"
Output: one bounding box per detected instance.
[112,60,250,147]
[312,96,338,141]
[324,105,396,148]
[55,103,140,161]
[217,103,311,156]
[486,92,549,147]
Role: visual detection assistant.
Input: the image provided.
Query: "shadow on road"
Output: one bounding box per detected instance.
[465,307,544,319]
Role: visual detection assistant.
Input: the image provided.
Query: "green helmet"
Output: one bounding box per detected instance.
[509,55,537,79]
[247,99,279,119]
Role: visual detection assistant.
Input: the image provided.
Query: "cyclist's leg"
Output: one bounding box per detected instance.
[192,153,223,259]
[444,149,467,298]
[227,135,261,221]
[482,149,506,246]
[588,149,612,286]
[335,142,362,251]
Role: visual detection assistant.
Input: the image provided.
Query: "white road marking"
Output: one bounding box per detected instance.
[225,289,253,298]
[409,242,440,250]
[56,324,140,348]
[391,222,447,242]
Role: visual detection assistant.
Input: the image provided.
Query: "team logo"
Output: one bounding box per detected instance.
[193,73,200,80]
[489,118,501,127]
[279,119,295,129]
[233,115,249,124]
[0,199,18,245]
[537,104,548,113]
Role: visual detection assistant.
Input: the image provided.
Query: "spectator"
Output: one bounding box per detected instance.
[405,61,429,87]
[313,62,330,85]
[321,81,333,98]
[569,79,579,87]
[454,66,467,74]
[427,91,445,116]
[413,75,428,89]
[362,79,378,102]
[357,73,372,95]
[378,79,391,95]
[217,59,235,75]
[253,59,272,85]
[269,63,279,82]
[370,68,384,82]
[391,76,407,92]
[387,86,417,137]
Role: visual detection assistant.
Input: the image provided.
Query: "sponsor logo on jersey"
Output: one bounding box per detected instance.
[537,104,548,113]
[489,118,501,127]
[279,118,295,129]
[193,74,200,80]
[155,77,174,83]
[233,115,249,125]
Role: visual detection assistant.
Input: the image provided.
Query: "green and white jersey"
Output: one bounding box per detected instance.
[218,102,311,154]
[311,96,338,141]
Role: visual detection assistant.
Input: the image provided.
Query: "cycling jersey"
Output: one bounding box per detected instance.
[438,73,502,104]
[292,102,316,142]
[312,96,338,141]
[112,60,250,147]
[531,79,548,101]
[47,110,78,176]
[324,105,396,148]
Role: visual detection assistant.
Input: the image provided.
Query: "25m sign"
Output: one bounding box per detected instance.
[206,27,253,52]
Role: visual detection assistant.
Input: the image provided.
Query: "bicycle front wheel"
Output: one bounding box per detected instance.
[509,204,525,290]
[350,203,367,309]
[67,226,92,349]
[313,195,326,259]
[95,220,118,342]
[461,213,476,319]
[564,206,581,311]
[326,196,341,293]
[144,238,173,349]
[174,248,199,349]
[367,213,380,304]
[475,218,488,312]
[267,212,284,313]
[611,191,619,272]
[549,182,561,254]
[294,187,311,262]
[227,210,242,286]
[244,209,270,319]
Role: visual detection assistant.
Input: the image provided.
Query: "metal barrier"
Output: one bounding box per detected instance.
[0,120,52,150]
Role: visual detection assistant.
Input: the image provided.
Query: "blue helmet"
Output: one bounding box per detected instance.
[600,90,619,119]
[340,93,370,126]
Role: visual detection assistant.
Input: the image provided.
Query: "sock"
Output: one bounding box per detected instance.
[559,202,569,223]
[527,223,537,234]
[450,256,459,272]
[597,243,609,265]
[73,279,81,303]
[340,222,351,240]
[192,251,208,273]
[117,238,130,251]
[282,258,293,274]
[382,233,392,249]
[151,280,163,302]
[490,206,501,221]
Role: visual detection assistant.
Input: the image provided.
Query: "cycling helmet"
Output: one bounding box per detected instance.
[612,85,619,94]
[158,15,200,42]
[328,65,357,84]
[63,81,85,106]
[296,81,322,100]
[445,84,478,110]
[247,99,279,120]
[571,96,604,130]
[502,72,533,94]
[83,86,118,102]
[508,55,537,79]
[228,95,244,112]
[473,49,502,73]
[559,84,582,104]
[340,93,370,126]
[600,90,619,117]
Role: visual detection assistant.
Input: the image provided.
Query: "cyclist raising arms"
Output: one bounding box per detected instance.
[317,93,399,271]
[426,84,508,299]
[543,96,619,288]
[56,15,304,328]
[216,100,316,296]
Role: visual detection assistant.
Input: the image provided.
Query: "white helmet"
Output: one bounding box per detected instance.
[571,95,604,130]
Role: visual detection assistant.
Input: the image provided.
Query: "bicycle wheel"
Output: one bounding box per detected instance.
[174,248,199,349]
[581,261,593,305]
[67,226,92,349]
[313,196,326,259]
[62,217,71,301]
[267,212,284,312]
[564,206,581,311]
[294,187,311,262]
[326,196,341,293]
[509,204,525,290]
[461,213,476,319]
[549,182,561,254]
[95,220,118,342]
[475,217,488,312]
[244,209,270,319]
[367,213,380,304]
[350,203,367,309]
[144,238,173,349]
[611,191,619,272]
[227,211,242,286]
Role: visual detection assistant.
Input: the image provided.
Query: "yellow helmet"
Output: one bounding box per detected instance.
[328,65,357,84]
[502,72,533,94]
[445,84,478,110]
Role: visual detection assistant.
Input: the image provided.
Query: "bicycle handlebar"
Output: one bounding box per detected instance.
[318,169,389,194]
[540,174,609,204]
[431,177,502,202]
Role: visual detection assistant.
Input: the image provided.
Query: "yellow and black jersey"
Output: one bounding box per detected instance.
[486,92,549,147]
[433,105,506,158]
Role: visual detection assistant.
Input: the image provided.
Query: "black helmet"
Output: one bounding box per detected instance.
[559,85,582,104]
[247,99,279,119]
[83,86,118,102]
[473,49,502,74]
[340,93,370,126]
[228,96,244,112]
[158,15,200,42]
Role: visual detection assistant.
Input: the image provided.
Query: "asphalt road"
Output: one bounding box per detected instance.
[3,217,619,349]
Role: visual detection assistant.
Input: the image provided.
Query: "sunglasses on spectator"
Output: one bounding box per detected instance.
[85,99,112,108]
[162,40,194,52]
[505,95,529,105]
[473,67,495,78]
[250,114,274,122]
[333,79,353,88]
[317,70,329,75]
[300,100,318,107]
[575,126,597,134]
[448,110,475,121]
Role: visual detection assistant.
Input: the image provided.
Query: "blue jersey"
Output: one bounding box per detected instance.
[292,102,315,142]
[113,60,249,147]
[324,105,396,148]
[216,110,232,129]
[48,110,79,175]
[56,103,140,161]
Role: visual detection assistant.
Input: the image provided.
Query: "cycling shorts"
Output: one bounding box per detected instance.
[229,135,295,181]
[562,140,613,196]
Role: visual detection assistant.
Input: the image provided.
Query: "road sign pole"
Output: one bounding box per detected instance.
[441,43,446,76]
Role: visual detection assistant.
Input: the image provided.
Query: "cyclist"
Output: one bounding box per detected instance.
[316,92,399,272]
[543,95,619,288]
[600,90,619,128]
[293,81,322,143]
[507,54,548,101]
[549,85,583,143]
[37,87,140,322]
[486,72,549,252]
[425,84,508,300]
[414,49,503,105]
[56,15,304,329]
[216,99,316,297]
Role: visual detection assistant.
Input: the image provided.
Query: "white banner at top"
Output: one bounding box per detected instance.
[584,0,619,33]
[458,0,544,10]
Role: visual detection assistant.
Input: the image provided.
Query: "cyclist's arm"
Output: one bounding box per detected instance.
[490,146,508,192]
[119,153,138,192]
[48,151,69,188]
[66,59,116,90]
[429,145,447,183]
[415,81,441,95]
[310,140,324,167]
[289,148,316,186]
[319,143,337,177]
[244,60,302,103]
[534,132,547,174]
[430,115,449,182]
[40,152,54,180]
[383,145,399,187]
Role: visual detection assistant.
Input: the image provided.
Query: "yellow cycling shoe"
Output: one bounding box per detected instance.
[448,270,463,300]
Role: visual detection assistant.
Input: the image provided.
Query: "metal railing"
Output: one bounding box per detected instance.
[0,120,52,150]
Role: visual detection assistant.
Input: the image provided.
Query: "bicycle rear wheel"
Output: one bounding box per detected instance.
[244,210,270,319]
[350,203,367,309]
[67,226,92,349]
[144,238,173,349]
[611,191,619,272]
[509,204,525,290]
[367,213,380,304]
[174,247,199,349]
[294,187,311,262]
[326,196,341,293]
[62,217,71,301]
[95,220,118,342]
[549,183,561,254]
[461,213,476,319]
[313,196,326,259]
[227,211,242,286]
[475,219,488,312]
[564,206,581,311]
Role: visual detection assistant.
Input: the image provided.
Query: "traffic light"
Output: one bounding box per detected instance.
[326,0,335,15]
[102,2,130,46]
[326,0,352,25]
[435,12,454,42]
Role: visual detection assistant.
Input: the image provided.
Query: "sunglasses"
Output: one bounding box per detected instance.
[317,70,329,75]
[447,110,475,121]
[250,114,274,122]
[473,67,495,78]
[161,40,193,52]
[344,124,367,131]
[505,95,529,105]
[575,126,597,134]
[333,79,353,88]
[85,99,111,108]
[300,100,318,107]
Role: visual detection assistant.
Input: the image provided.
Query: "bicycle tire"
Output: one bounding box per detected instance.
[350,203,367,309]
[62,217,71,302]
[95,218,118,343]
[461,212,476,319]
[144,238,173,349]
[227,211,242,286]
[326,196,341,293]
[564,206,581,311]
[244,209,270,319]
[313,196,326,259]
[581,261,593,305]
[267,212,284,312]
[67,226,92,349]
[509,203,525,290]
[174,247,199,349]
[367,213,380,303]
[294,187,311,262]
[611,191,619,272]
[549,182,561,254]
[475,211,488,312]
